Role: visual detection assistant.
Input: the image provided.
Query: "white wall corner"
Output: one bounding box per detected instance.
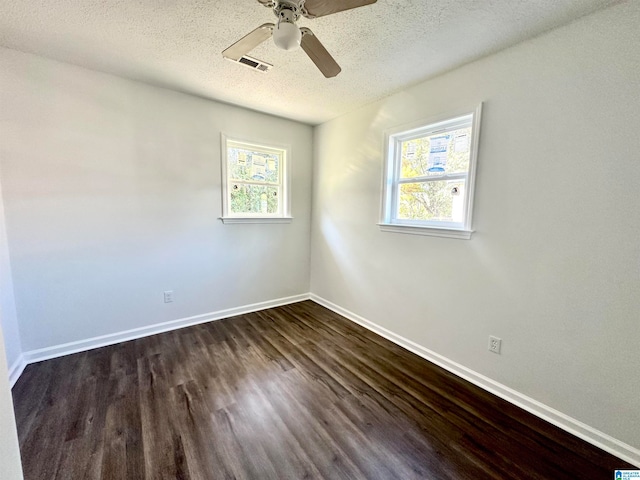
[309,294,640,468]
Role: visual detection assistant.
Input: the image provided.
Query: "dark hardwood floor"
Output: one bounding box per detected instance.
[12,301,633,479]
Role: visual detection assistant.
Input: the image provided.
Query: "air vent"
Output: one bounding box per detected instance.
[227,55,273,73]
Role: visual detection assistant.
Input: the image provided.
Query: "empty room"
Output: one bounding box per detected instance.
[0,0,639,478]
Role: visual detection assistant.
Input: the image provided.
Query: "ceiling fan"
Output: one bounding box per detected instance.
[222,0,377,78]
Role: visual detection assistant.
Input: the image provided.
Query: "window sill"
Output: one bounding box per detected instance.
[220,217,293,224]
[378,223,473,239]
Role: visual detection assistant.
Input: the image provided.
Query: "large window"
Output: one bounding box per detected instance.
[380,105,482,239]
[220,135,291,223]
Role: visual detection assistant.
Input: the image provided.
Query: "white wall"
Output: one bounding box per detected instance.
[0,177,21,371]
[311,1,640,451]
[0,324,22,479]
[0,171,23,478]
[0,47,313,353]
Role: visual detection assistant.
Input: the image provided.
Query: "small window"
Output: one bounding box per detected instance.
[380,105,482,239]
[220,135,291,224]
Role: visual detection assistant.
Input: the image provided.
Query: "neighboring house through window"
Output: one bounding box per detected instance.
[380,105,482,239]
[220,135,292,223]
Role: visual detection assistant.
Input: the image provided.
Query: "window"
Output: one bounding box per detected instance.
[380,105,482,239]
[220,135,291,223]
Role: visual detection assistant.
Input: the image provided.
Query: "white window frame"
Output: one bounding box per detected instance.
[380,104,482,239]
[220,134,292,224]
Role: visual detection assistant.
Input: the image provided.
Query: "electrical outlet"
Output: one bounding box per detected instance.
[163,290,174,303]
[488,335,502,354]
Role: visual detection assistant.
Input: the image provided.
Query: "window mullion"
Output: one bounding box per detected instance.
[229,179,280,187]
[397,173,468,184]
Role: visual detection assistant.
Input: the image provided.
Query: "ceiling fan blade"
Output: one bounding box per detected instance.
[300,28,341,78]
[302,0,376,18]
[222,23,274,61]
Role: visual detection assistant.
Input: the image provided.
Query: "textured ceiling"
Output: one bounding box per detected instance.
[0,0,622,124]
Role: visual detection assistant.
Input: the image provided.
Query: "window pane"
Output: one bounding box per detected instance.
[400,127,471,178]
[230,184,279,215]
[228,147,280,183]
[397,179,466,223]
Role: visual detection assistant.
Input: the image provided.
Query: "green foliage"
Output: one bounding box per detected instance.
[399,181,464,221]
[230,185,279,215]
[227,145,282,215]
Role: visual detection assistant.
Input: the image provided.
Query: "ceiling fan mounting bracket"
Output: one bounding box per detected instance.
[273,1,304,23]
[258,0,313,21]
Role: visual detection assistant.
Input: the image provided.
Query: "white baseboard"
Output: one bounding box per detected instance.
[309,294,640,468]
[8,355,26,389]
[20,293,310,367]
